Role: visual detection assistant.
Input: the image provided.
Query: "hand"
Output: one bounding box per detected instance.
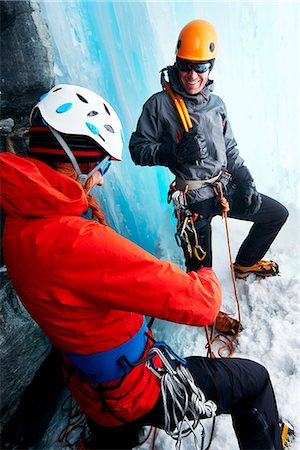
[175,126,208,163]
[232,165,262,215]
[242,182,262,214]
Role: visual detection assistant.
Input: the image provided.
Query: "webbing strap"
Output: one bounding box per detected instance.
[175,170,223,191]
[66,318,148,383]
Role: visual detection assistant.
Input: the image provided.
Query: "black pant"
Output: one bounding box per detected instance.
[187,188,288,269]
[87,357,282,450]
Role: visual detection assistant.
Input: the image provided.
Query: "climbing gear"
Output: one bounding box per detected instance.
[30,84,123,161]
[49,126,111,187]
[161,69,193,133]
[175,170,223,191]
[58,395,90,450]
[205,182,242,358]
[175,20,218,62]
[176,59,212,74]
[147,342,217,450]
[214,311,242,336]
[233,260,279,279]
[29,84,123,185]
[280,418,295,450]
[66,319,148,384]
[168,183,206,264]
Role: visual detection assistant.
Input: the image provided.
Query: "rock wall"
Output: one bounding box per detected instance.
[1,0,54,132]
[0,1,67,448]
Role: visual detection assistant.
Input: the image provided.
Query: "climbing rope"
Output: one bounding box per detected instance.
[58,395,89,449]
[205,182,242,358]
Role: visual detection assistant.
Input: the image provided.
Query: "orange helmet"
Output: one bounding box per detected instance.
[175,20,218,61]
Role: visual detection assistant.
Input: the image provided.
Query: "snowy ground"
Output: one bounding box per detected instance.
[138,206,300,450]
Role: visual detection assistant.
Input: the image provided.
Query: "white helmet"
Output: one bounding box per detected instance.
[30,84,123,161]
[29,84,124,185]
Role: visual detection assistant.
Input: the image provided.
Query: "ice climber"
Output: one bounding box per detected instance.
[0,84,284,449]
[130,20,289,334]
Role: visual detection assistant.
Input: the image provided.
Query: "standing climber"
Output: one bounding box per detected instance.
[130,20,288,282]
[0,84,283,449]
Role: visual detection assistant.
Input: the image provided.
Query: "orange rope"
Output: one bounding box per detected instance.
[162,79,193,133]
[206,182,242,358]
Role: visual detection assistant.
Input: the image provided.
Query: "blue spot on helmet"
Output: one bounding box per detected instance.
[56,103,73,114]
[86,122,100,135]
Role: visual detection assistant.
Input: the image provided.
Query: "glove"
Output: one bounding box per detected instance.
[242,181,262,214]
[175,126,208,163]
[233,165,262,215]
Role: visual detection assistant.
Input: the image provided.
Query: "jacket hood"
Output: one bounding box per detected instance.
[166,64,214,102]
[0,153,88,217]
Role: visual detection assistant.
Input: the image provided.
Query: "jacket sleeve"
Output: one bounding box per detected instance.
[221,101,245,175]
[129,94,177,167]
[67,223,222,327]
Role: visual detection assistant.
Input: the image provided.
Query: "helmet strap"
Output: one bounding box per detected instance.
[49,126,83,178]
[49,126,109,187]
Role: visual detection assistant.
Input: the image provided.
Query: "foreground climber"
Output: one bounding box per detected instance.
[129,19,288,282]
[0,84,283,449]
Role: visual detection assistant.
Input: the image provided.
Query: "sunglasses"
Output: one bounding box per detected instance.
[177,59,211,74]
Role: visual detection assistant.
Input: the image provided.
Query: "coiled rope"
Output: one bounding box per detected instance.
[147,346,217,450]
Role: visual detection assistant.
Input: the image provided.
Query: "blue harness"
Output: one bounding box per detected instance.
[66,318,148,383]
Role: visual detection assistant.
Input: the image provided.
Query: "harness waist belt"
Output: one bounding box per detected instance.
[176,170,222,191]
[66,318,148,383]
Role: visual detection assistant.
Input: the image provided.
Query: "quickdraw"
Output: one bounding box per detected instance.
[168,181,206,263]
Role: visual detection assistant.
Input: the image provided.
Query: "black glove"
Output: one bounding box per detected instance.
[175,126,208,163]
[233,165,262,215]
[242,182,262,214]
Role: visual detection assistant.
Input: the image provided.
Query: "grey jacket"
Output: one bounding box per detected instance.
[129,64,245,203]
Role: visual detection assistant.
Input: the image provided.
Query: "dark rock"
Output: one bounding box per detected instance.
[0,0,55,132]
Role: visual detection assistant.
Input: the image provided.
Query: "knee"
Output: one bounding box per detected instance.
[252,361,270,383]
[280,204,289,225]
[276,203,289,226]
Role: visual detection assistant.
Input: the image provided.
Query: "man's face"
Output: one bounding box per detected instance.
[178,68,209,95]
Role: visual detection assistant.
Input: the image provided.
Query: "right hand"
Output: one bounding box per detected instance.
[175,126,208,163]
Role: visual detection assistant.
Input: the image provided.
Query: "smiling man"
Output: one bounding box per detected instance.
[130,20,288,334]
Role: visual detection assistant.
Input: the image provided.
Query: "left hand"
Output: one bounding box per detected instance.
[242,181,262,214]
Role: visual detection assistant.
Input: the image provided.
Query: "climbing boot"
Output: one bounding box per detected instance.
[214,311,242,336]
[280,418,295,449]
[233,260,279,279]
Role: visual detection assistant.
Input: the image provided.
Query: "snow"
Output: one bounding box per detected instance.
[37,1,300,448]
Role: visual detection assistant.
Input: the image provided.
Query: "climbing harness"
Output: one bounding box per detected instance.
[66,318,148,384]
[175,171,223,192]
[146,340,217,450]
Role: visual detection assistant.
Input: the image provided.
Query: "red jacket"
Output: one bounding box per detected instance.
[0,153,222,425]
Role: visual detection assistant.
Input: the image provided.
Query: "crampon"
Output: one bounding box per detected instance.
[233,260,279,279]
